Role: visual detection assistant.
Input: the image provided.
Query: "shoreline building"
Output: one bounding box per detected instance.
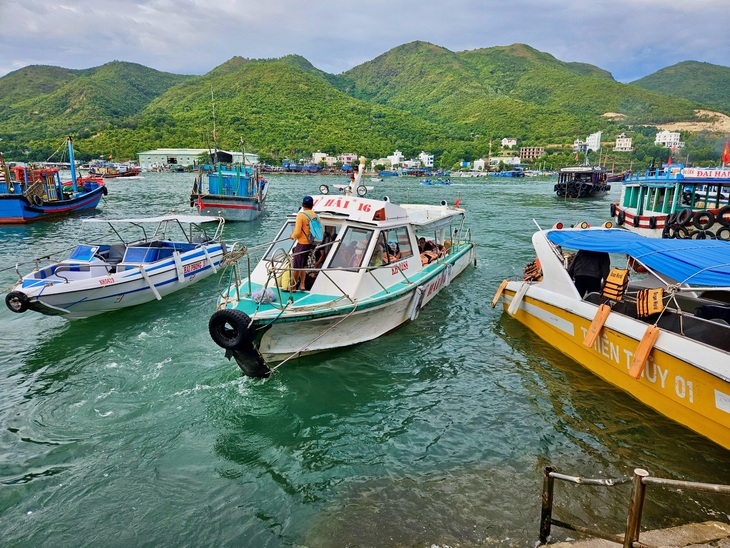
[137,148,257,171]
[655,130,684,150]
[614,133,634,152]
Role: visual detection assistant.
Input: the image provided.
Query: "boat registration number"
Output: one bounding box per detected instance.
[99,278,115,285]
[183,260,206,274]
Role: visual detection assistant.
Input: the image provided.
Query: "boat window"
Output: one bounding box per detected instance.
[264,222,295,260]
[380,226,413,264]
[329,227,373,270]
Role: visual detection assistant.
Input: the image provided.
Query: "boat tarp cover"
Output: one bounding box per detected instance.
[546,229,730,287]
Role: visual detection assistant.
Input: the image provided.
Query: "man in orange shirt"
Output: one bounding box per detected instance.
[289,195,315,291]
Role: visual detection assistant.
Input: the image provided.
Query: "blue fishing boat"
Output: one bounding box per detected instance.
[190,145,269,222]
[611,163,730,239]
[0,137,107,224]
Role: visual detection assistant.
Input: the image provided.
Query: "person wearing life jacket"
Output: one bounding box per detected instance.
[382,241,401,264]
[420,242,440,266]
[289,195,315,291]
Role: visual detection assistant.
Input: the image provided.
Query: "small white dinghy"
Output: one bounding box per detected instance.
[5,215,231,319]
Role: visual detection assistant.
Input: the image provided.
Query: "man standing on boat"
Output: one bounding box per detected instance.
[568,249,611,297]
[290,195,315,291]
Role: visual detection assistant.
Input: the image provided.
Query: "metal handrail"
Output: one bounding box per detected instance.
[540,466,730,547]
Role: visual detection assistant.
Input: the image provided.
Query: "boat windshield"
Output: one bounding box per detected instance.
[329,227,373,269]
[264,222,295,260]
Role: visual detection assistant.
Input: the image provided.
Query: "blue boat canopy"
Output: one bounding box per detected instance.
[546,229,730,287]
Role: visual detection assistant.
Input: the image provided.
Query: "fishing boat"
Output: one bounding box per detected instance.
[610,163,730,240]
[88,161,141,178]
[207,159,476,377]
[493,225,730,450]
[189,145,269,222]
[554,165,611,198]
[4,215,230,319]
[0,137,107,224]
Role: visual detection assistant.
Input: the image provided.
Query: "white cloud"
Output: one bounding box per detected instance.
[0,0,728,79]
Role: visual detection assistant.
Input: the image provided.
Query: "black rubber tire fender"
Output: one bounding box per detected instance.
[692,210,715,230]
[633,215,641,227]
[101,185,109,196]
[648,216,657,229]
[208,309,255,350]
[5,291,29,313]
[716,226,730,241]
[716,205,730,228]
[617,210,625,225]
[677,207,693,226]
[671,225,690,239]
[609,203,617,218]
[32,195,43,207]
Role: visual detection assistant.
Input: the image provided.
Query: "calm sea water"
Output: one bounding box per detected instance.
[1,173,728,547]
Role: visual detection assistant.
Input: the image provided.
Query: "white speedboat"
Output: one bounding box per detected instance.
[494,225,730,450]
[208,160,476,376]
[5,215,231,319]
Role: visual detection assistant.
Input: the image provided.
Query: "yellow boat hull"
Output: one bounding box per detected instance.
[502,288,730,450]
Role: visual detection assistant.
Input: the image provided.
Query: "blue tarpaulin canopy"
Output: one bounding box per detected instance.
[546,229,730,287]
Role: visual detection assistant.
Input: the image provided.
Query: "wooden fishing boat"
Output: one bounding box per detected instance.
[493,225,730,450]
[208,159,476,376]
[0,137,107,224]
[554,165,611,198]
[4,215,230,319]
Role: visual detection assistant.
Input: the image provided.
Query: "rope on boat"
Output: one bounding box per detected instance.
[268,301,360,374]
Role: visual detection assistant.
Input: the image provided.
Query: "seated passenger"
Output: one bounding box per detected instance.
[369,243,384,267]
[417,237,426,253]
[383,242,401,263]
[420,242,440,265]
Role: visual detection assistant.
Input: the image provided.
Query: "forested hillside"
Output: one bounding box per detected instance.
[631,61,730,114]
[0,43,726,167]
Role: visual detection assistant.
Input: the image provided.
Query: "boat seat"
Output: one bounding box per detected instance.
[107,244,126,265]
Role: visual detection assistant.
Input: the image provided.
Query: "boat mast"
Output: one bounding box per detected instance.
[211,87,218,164]
[67,136,78,192]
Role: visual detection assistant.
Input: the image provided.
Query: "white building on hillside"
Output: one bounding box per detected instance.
[655,130,684,149]
[614,133,633,152]
[418,151,434,168]
[586,131,602,152]
[501,138,518,149]
[387,150,405,166]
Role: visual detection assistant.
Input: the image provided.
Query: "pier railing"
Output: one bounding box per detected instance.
[540,466,730,547]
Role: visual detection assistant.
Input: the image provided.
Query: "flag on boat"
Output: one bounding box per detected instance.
[455,195,461,208]
[723,141,730,165]
[667,156,672,166]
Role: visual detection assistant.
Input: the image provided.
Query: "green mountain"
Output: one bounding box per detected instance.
[0,43,725,165]
[339,42,699,142]
[631,61,730,113]
[0,61,192,146]
[83,58,463,162]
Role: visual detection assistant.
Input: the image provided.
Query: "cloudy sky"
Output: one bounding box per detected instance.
[1,0,728,82]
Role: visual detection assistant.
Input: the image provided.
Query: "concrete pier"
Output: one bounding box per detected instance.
[549,520,730,547]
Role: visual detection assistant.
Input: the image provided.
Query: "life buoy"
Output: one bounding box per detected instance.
[5,291,30,313]
[692,210,714,230]
[610,203,617,218]
[716,226,730,241]
[32,195,43,207]
[208,309,255,350]
[648,216,657,229]
[717,205,730,228]
[617,210,625,225]
[101,185,108,196]
[677,207,693,226]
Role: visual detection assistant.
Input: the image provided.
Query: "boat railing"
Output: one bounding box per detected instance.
[539,466,730,547]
